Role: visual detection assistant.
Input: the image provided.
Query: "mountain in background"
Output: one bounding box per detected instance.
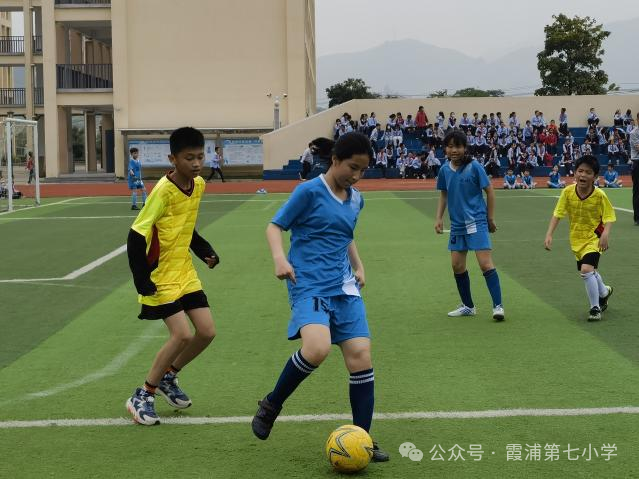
[316,17,639,104]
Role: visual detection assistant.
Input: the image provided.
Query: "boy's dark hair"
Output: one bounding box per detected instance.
[129,147,138,154]
[575,155,600,175]
[169,127,204,156]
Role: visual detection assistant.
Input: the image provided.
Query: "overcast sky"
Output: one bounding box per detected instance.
[316,0,639,60]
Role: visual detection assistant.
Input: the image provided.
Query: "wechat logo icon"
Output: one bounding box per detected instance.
[399,442,424,462]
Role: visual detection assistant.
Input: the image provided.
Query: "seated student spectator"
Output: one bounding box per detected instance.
[385,144,394,166]
[426,147,441,178]
[333,119,341,139]
[597,127,609,153]
[466,130,476,155]
[395,112,405,129]
[587,107,600,126]
[395,143,407,165]
[436,112,445,130]
[496,112,504,127]
[497,122,509,138]
[383,125,393,147]
[424,123,435,148]
[616,138,629,164]
[607,140,621,165]
[544,127,558,157]
[613,109,624,128]
[369,123,384,153]
[396,153,408,179]
[517,149,530,176]
[404,114,416,133]
[503,169,520,189]
[447,112,457,130]
[471,112,480,133]
[547,165,566,189]
[623,109,633,127]
[521,170,536,189]
[475,131,488,157]
[387,113,397,128]
[391,125,403,147]
[537,111,547,132]
[531,110,541,133]
[375,148,388,178]
[367,112,377,134]
[415,106,428,134]
[581,137,593,156]
[337,124,348,137]
[508,112,520,132]
[626,119,636,140]
[485,145,501,178]
[409,154,423,179]
[603,163,623,188]
[487,112,497,128]
[459,113,471,132]
[522,120,534,145]
[358,114,368,133]
[558,107,569,136]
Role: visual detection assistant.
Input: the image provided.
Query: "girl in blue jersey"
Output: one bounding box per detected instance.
[435,130,504,321]
[251,132,389,462]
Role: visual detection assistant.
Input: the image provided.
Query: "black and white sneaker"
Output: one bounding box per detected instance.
[158,373,192,409]
[251,396,282,440]
[588,306,602,322]
[599,285,613,312]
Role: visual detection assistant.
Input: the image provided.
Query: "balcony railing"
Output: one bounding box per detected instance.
[55,0,111,4]
[0,88,44,107]
[0,36,24,55]
[0,36,43,55]
[57,64,112,89]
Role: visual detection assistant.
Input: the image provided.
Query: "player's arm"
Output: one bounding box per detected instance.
[434,190,447,234]
[266,222,295,283]
[598,222,612,251]
[544,216,561,250]
[127,229,157,295]
[484,185,497,232]
[348,241,365,288]
[190,229,220,269]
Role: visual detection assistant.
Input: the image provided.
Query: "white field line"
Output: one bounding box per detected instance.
[0,322,162,407]
[0,244,127,283]
[0,215,136,221]
[614,207,633,213]
[0,197,89,216]
[2,406,639,429]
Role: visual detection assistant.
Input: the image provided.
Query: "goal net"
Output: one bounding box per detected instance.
[0,118,40,212]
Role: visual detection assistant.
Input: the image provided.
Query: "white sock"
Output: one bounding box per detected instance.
[593,271,607,297]
[581,271,600,308]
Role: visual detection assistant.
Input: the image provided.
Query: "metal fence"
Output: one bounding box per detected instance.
[55,0,111,4]
[0,88,45,106]
[0,37,24,55]
[57,64,113,89]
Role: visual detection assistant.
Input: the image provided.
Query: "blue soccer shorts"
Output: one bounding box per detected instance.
[288,295,370,344]
[448,230,492,251]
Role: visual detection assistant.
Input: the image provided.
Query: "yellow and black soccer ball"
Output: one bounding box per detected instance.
[325,424,373,473]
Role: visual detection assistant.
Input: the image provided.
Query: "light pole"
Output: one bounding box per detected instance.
[267,92,287,130]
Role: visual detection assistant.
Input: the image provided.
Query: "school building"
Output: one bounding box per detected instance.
[0,0,317,179]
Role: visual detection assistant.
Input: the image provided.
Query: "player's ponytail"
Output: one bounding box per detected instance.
[312,133,374,170]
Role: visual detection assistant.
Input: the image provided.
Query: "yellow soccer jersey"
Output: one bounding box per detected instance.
[553,184,616,260]
[131,175,206,306]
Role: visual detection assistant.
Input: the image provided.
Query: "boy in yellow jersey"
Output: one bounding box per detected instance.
[544,155,616,322]
[126,127,220,425]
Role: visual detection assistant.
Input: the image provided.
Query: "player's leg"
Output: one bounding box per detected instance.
[578,254,603,320]
[448,245,475,316]
[475,248,504,321]
[216,167,226,182]
[139,185,147,205]
[252,299,331,440]
[126,311,191,425]
[130,187,138,210]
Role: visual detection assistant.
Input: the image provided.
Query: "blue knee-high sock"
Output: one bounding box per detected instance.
[454,271,474,308]
[131,191,137,206]
[483,268,502,307]
[141,189,147,204]
[349,368,374,432]
[267,350,316,407]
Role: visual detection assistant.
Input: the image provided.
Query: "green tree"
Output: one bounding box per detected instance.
[325,78,379,108]
[535,14,610,96]
[452,87,504,97]
[428,89,449,98]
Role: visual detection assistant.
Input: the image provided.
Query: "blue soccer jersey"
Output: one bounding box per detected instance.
[505,174,517,185]
[522,175,533,186]
[271,174,364,304]
[549,172,561,184]
[437,160,490,235]
[128,158,142,188]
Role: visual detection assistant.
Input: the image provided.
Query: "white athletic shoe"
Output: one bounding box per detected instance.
[492,305,505,321]
[448,304,477,317]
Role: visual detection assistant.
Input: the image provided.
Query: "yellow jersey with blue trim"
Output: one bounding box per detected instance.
[130,175,205,306]
[552,184,616,260]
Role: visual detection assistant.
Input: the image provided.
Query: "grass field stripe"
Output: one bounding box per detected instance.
[614,206,633,213]
[5,322,162,404]
[2,407,639,429]
[0,196,90,216]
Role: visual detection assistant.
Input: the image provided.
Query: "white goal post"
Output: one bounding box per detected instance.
[1,118,39,212]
